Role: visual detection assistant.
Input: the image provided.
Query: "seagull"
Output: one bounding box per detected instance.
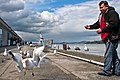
[17,45,21,50]
[32,46,46,67]
[7,43,46,75]
[22,46,47,75]
[26,51,31,57]
[8,50,23,72]
[74,47,80,51]
[22,58,36,76]
[8,50,40,76]
[53,45,57,49]
[84,44,89,51]
[53,49,57,55]
[7,33,47,76]
[22,58,38,69]
[33,33,48,67]
[22,33,46,70]
[7,50,33,70]
[19,50,23,54]
[21,46,46,69]
[67,46,71,50]
[22,48,47,69]
[39,33,44,46]
[3,48,8,56]
[38,52,47,67]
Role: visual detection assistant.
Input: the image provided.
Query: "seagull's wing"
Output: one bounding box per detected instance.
[33,46,45,55]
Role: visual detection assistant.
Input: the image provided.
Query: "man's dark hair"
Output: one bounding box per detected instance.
[99,1,109,6]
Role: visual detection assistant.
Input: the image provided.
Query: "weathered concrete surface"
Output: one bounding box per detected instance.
[0,46,80,80]
[47,52,120,80]
[0,46,120,80]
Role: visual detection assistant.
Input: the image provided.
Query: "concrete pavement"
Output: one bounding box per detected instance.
[0,45,120,80]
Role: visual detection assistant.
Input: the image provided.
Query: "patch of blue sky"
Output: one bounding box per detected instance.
[26,0,91,12]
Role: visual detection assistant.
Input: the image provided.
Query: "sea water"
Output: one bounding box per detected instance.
[52,43,120,58]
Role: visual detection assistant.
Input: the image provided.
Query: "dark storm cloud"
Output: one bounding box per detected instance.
[0,0,24,12]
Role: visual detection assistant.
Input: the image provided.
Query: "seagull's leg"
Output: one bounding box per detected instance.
[37,60,41,68]
[23,69,26,76]
[31,69,34,76]
[37,57,41,68]
[15,65,21,72]
[15,61,24,72]
[38,53,47,68]
[19,61,23,71]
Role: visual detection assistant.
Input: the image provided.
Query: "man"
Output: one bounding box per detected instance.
[85,1,120,76]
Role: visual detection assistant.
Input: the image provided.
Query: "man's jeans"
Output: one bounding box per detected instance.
[103,41,120,75]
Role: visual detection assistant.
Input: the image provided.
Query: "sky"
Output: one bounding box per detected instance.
[0,0,120,43]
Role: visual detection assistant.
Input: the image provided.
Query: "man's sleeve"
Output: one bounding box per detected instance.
[102,10,119,33]
[89,20,100,29]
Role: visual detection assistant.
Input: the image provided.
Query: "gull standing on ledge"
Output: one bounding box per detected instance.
[84,44,89,51]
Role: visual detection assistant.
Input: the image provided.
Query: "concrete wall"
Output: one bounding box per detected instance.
[0,18,22,46]
[2,30,8,46]
[0,29,2,46]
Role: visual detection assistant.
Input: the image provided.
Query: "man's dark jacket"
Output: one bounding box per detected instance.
[90,6,120,42]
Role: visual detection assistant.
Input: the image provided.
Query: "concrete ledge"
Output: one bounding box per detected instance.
[57,52,104,66]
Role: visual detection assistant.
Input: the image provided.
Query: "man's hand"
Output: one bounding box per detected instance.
[84,25,90,29]
[96,28,102,34]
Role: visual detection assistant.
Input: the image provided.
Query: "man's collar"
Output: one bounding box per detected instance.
[105,8,108,13]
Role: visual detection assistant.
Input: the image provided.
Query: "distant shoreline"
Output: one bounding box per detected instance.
[53,41,120,44]
[53,40,103,44]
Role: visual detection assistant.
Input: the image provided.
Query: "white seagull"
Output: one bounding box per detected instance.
[7,33,47,76]
[3,48,8,56]
[84,44,89,51]
[17,45,21,50]
[8,50,23,72]
[53,49,57,55]
[8,48,47,76]
[22,33,46,69]
[26,51,31,57]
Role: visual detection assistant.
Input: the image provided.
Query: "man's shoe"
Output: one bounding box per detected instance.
[98,72,112,76]
[115,73,120,76]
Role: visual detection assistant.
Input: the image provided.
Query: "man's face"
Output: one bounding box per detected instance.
[99,3,108,14]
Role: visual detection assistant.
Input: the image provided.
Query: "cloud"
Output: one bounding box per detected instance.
[0,0,24,12]
[45,31,100,42]
[24,0,43,4]
[55,1,100,32]
[0,0,120,42]
[16,31,40,42]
